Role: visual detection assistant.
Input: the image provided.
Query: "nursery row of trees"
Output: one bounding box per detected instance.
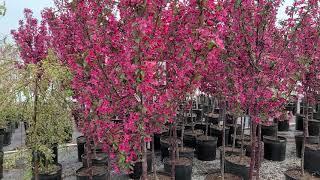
[7,0,320,179]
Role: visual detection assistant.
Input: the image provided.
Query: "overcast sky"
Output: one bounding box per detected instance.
[0,0,294,39]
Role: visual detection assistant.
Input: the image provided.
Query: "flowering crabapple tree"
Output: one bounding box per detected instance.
[283,0,320,175]
[44,0,225,179]
[202,0,299,178]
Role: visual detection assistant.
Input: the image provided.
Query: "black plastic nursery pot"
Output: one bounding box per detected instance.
[226,124,241,145]
[304,144,320,176]
[160,136,181,160]
[3,126,12,146]
[205,172,243,180]
[15,121,19,129]
[225,155,250,180]
[77,136,86,162]
[129,161,142,179]
[163,157,192,180]
[196,135,217,161]
[32,163,62,180]
[183,130,203,148]
[147,172,171,180]
[263,136,286,161]
[308,120,320,136]
[0,151,3,179]
[170,147,195,161]
[194,123,209,134]
[76,166,108,180]
[294,135,319,158]
[210,125,230,147]
[277,120,290,131]
[0,129,5,151]
[219,146,245,168]
[205,113,219,124]
[154,130,169,150]
[261,123,277,140]
[81,152,108,167]
[314,112,320,120]
[52,145,58,164]
[284,168,319,180]
[295,114,304,131]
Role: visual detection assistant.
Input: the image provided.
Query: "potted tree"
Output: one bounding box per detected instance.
[12,10,74,179]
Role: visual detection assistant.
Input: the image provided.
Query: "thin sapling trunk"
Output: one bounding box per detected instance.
[249,120,257,180]
[221,100,226,180]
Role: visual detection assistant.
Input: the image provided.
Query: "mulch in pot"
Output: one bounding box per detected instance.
[225,155,250,180]
[163,157,193,180]
[147,172,171,180]
[210,125,230,147]
[76,166,108,180]
[205,172,243,180]
[304,144,320,176]
[284,168,320,180]
[183,129,204,148]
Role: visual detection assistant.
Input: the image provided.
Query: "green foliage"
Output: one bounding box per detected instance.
[0,42,24,127]
[0,45,74,172]
[21,50,73,165]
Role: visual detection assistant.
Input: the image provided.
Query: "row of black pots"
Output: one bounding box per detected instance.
[160,134,218,162]
[295,114,320,135]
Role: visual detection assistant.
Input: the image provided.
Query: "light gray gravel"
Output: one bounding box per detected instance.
[2,124,303,180]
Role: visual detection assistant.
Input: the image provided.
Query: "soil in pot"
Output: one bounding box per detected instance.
[76,166,108,180]
[196,135,217,161]
[147,172,171,180]
[295,114,304,131]
[195,123,209,134]
[77,136,86,162]
[163,157,192,180]
[233,134,251,148]
[284,168,320,180]
[263,136,286,161]
[210,125,230,147]
[225,155,250,180]
[81,152,108,167]
[183,129,203,148]
[219,146,245,168]
[308,120,320,136]
[160,136,182,160]
[295,135,319,158]
[170,147,195,161]
[261,123,277,140]
[32,163,62,180]
[205,113,219,124]
[205,172,243,180]
[304,144,320,176]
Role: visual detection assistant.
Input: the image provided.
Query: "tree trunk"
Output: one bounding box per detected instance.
[221,100,226,179]
[256,124,262,180]
[170,124,176,180]
[249,121,257,180]
[301,97,310,175]
[142,139,148,180]
[152,134,157,179]
[241,116,245,157]
[33,76,39,180]
[232,116,237,152]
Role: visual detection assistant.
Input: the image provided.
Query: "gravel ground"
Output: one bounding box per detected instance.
[2,123,303,180]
